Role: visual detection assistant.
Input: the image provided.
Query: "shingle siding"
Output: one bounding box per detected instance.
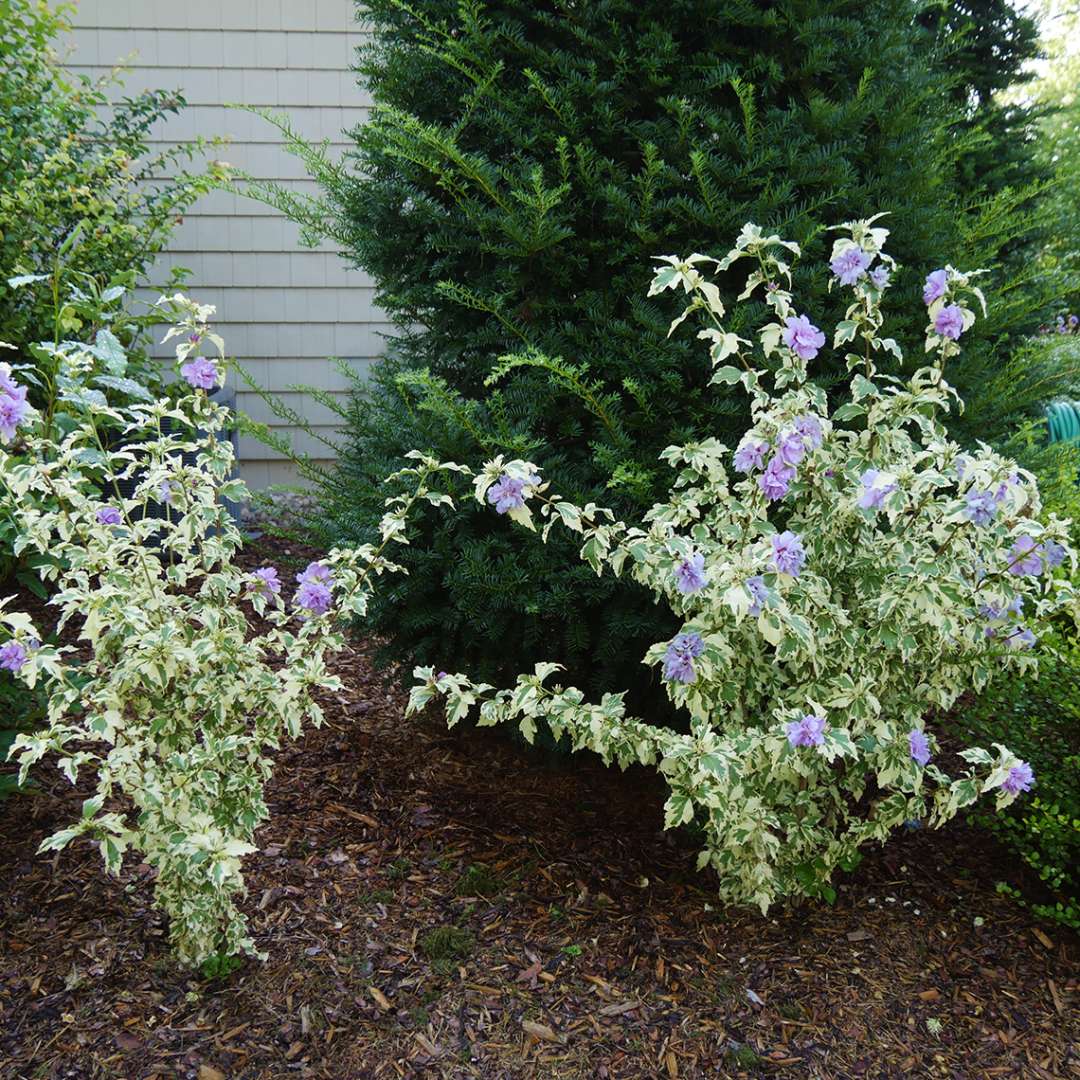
[65,0,383,489]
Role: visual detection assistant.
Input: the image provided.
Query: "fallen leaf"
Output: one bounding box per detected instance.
[522,1019,565,1044]
[917,989,940,1002]
[846,929,872,942]
[1033,928,1053,950]
[516,959,542,985]
[370,987,391,1011]
[197,1066,226,1080]
[665,1050,678,1078]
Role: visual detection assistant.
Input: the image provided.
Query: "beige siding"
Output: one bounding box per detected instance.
[64,0,386,488]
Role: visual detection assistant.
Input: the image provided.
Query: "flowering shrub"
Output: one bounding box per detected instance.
[0,298,463,965]
[409,218,1077,911]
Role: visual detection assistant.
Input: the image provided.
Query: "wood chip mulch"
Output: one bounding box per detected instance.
[1,539,1078,1079]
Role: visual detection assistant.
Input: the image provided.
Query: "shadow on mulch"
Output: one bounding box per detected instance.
[0,539,1077,1079]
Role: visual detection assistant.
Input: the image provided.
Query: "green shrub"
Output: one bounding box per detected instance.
[250,0,1066,706]
[0,0,222,364]
[952,631,1080,930]
[410,218,1075,911]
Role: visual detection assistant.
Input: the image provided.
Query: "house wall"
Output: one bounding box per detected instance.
[64,0,386,487]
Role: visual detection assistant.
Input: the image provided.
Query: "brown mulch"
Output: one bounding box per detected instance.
[0,540,1078,1079]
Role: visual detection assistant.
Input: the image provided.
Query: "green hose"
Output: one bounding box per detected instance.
[1045,400,1080,445]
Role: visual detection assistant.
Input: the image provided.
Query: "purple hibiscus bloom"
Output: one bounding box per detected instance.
[786,713,827,748]
[759,456,796,502]
[1000,760,1035,795]
[298,561,333,585]
[0,641,28,672]
[934,304,965,340]
[908,729,931,767]
[295,578,332,615]
[733,437,769,474]
[781,314,826,361]
[95,506,123,526]
[179,356,220,390]
[858,469,898,511]
[923,269,948,305]
[831,246,872,286]
[249,566,282,599]
[1006,626,1037,650]
[1040,539,1067,570]
[674,552,708,595]
[0,363,19,396]
[746,574,768,616]
[776,429,806,467]
[869,266,890,290]
[663,632,704,684]
[793,414,824,450]
[487,473,535,514]
[964,490,997,527]
[0,383,30,444]
[1008,535,1043,576]
[770,530,806,577]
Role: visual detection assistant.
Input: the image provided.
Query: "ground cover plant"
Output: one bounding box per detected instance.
[0,297,463,967]
[410,217,1077,911]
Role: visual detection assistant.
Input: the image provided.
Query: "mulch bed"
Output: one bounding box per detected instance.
[0,537,1077,1079]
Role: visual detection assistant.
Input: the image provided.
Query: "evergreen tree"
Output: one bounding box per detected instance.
[251,0,1068,708]
[923,0,1049,199]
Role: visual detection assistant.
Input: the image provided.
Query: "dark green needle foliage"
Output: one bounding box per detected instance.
[250,0,1064,710]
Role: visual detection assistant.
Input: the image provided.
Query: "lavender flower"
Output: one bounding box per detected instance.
[0,362,18,396]
[294,561,334,614]
[733,437,769,474]
[487,473,530,514]
[869,266,890,290]
[781,314,826,361]
[297,561,333,585]
[158,480,175,505]
[964,490,997,527]
[770,531,806,577]
[674,552,708,595]
[786,713,826,748]
[793,414,824,450]
[746,575,768,616]
[1040,539,1067,570]
[858,469,898,510]
[923,269,948,305]
[1000,761,1034,795]
[908,729,931,767]
[0,641,28,672]
[663,632,704,683]
[830,246,872,286]
[776,429,806,467]
[295,578,332,615]
[248,566,282,599]
[1008,535,1043,577]
[759,456,795,502]
[1006,626,1036,650]
[0,382,30,444]
[179,356,220,390]
[95,506,123,526]
[934,304,965,340]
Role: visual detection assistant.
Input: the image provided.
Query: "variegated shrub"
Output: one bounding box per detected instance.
[0,296,463,966]
[409,218,1077,912]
